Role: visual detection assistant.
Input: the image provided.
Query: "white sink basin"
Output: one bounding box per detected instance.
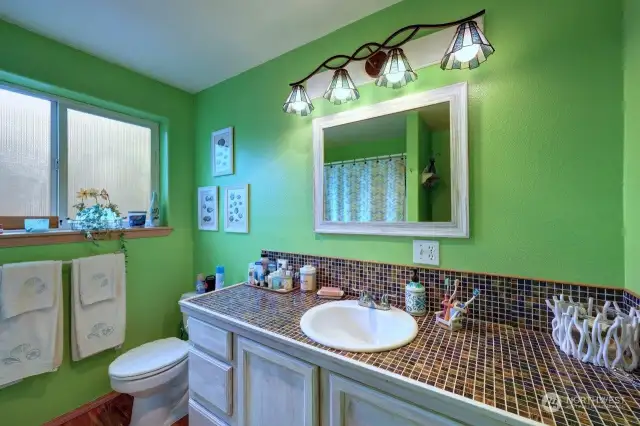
[300,300,418,353]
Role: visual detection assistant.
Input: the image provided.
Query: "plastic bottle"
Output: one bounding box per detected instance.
[216,265,225,290]
[195,273,206,294]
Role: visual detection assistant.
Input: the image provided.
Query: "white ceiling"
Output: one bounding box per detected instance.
[0,0,401,93]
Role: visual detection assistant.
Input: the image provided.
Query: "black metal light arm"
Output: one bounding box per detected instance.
[289,9,486,87]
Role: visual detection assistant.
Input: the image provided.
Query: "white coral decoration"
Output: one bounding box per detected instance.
[546,295,640,372]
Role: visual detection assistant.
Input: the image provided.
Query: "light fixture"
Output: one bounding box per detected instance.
[375,48,417,89]
[282,84,314,116]
[440,21,494,70]
[324,69,360,105]
[285,9,491,116]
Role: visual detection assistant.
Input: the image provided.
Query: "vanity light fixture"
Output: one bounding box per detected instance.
[283,9,493,116]
[324,69,360,105]
[375,48,417,89]
[440,20,494,70]
[282,84,314,116]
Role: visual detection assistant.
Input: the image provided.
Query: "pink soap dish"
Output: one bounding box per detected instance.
[317,287,344,300]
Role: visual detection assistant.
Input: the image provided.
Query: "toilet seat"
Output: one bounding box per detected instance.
[109,337,189,381]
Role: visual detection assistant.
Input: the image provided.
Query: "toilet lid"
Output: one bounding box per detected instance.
[109,337,189,379]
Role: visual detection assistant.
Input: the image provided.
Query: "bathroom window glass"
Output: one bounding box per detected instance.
[66,109,156,216]
[0,87,53,216]
[0,83,159,225]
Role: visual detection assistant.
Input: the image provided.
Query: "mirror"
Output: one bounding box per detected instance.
[313,83,468,238]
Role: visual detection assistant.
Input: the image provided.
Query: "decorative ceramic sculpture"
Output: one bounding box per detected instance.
[545,295,640,372]
[435,279,480,331]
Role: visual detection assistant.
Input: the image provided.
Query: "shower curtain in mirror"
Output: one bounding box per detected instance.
[324,156,406,222]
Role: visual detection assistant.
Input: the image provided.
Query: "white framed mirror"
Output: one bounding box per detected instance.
[313,82,469,238]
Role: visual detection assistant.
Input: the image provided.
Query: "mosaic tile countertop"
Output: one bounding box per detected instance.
[185,285,640,426]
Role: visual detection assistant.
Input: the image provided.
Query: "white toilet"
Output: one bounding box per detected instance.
[108,293,195,426]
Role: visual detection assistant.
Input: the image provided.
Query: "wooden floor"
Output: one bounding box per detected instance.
[51,393,188,425]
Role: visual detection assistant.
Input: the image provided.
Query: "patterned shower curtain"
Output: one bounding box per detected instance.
[324,157,406,222]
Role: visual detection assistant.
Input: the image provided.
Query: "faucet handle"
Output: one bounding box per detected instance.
[351,286,371,302]
[380,294,396,309]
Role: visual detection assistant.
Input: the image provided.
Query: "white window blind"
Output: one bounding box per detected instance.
[67,109,152,216]
[0,84,159,221]
[0,88,52,216]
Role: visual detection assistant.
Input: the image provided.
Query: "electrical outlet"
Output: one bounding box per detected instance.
[413,240,439,266]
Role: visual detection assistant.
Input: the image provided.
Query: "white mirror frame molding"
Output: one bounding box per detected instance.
[313,82,469,238]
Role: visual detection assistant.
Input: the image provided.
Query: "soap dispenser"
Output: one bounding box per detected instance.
[405,269,426,316]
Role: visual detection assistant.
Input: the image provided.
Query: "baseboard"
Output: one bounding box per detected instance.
[43,391,124,426]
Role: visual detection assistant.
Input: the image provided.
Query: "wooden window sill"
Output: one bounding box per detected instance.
[0,227,173,248]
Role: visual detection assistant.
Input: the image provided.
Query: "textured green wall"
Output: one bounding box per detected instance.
[194,0,624,287]
[624,0,640,294]
[0,20,195,425]
[431,131,452,222]
[406,112,422,221]
[324,138,404,162]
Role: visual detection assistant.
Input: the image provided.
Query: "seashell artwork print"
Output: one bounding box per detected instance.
[212,127,234,176]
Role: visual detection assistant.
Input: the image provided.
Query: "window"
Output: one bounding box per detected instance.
[0,85,159,222]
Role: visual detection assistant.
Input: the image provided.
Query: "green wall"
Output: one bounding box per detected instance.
[624,0,640,295]
[430,130,452,222]
[416,114,432,222]
[405,112,422,221]
[324,137,404,162]
[195,0,624,288]
[0,20,195,425]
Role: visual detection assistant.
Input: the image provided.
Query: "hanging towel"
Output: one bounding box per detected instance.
[0,261,59,319]
[0,262,63,387]
[78,254,116,306]
[71,254,126,361]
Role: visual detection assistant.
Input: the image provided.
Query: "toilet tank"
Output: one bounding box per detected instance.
[180,292,198,332]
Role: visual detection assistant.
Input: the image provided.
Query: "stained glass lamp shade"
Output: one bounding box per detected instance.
[323,69,360,105]
[283,85,314,116]
[441,21,494,70]
[375,48,418,89]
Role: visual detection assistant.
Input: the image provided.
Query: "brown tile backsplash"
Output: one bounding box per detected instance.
[262,250,633,333]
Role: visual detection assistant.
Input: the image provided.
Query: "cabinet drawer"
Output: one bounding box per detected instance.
[189,399,229,426]
[189,348,233,416]
[189,317,232,361]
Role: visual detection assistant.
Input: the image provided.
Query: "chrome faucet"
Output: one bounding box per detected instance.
[355,288,394,311]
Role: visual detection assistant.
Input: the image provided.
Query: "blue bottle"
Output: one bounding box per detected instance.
[216,265,225,290]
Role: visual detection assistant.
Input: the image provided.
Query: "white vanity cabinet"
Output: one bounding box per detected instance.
[236,336,318,426]
[184,310,465,426]
[323,373,461,426]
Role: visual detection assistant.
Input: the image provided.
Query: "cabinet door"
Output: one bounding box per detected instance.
[327,374,460,426]
[237,337,318,426]
[189,399,229,426]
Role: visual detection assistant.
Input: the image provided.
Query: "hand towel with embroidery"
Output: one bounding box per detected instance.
[0,261,59,319]
[71,253,126,361]
[0,261,63,386]
[78,254,116,306]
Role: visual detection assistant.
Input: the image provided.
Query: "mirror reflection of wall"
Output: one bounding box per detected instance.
[323,102,452,223]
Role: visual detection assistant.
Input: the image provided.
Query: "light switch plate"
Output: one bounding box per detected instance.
[413,240,439,266]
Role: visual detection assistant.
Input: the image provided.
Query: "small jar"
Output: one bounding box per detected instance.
[300,265,317,292]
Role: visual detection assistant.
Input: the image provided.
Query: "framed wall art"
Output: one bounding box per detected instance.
[224,184,249,233]
[212,127,234,176]
[198,186,218,231]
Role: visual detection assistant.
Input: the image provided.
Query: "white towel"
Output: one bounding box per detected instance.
[71,254,126,361]
[0,261,59,319]
[0,262,63,386]
[78,254,116,306]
